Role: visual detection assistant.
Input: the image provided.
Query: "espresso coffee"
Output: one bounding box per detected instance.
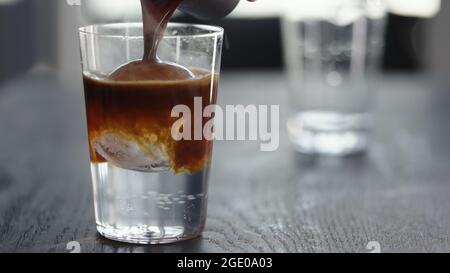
[83,0,218,174]
[84,70,218,174]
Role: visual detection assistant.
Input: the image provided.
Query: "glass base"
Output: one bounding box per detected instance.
[287,111,371,156]
[97,224,202,244]
[91,162,210,245]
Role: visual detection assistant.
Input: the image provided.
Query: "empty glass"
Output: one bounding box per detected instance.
[282,0,387,155]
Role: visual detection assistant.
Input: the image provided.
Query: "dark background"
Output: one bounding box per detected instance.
[175,14,429,71]
[0,1,448,83]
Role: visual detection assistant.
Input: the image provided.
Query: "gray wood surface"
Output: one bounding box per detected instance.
[0,70,450,253]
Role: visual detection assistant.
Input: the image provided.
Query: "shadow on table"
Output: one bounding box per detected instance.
[95,233,205,253]
[293,150,370,170]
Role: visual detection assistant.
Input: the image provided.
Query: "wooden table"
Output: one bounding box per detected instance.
[0,71,449,253]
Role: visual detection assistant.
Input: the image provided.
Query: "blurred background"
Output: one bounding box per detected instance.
[1,0,450,253]
[0,0,448,85]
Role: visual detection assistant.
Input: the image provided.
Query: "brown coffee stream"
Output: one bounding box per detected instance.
[109,0,193,81]
[140,0,183,62]
[83,0,217,174]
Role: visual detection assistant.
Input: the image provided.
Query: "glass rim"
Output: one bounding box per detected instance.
[79,22,224,39]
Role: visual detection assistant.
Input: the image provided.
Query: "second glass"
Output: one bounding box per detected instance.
[79,23,224,244]
[282,0,387,156]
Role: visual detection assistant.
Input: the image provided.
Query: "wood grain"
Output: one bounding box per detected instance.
[0,71,450,253]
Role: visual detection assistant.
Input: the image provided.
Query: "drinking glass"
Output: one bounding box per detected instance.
[282,0,387,155]
[79,23,223,244]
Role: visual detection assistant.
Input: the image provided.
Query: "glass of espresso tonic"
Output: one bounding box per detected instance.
[79,23,223,244]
